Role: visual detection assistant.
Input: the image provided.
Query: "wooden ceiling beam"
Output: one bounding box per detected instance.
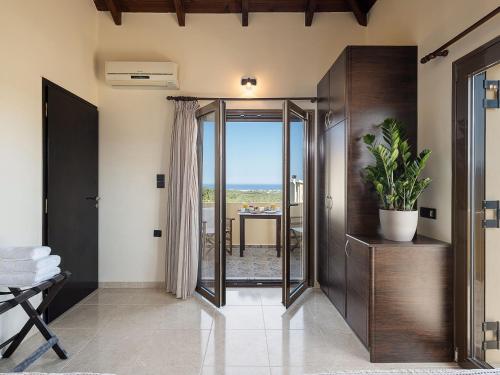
[103,0,122,25]
[242,0,248,26]
[346,0,367,26]
[305,0,316,26]
[173,0,186,26]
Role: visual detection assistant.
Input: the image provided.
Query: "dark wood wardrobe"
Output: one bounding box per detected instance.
[317,46,418,331]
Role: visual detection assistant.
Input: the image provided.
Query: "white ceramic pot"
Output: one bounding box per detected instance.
[379,209,418,242]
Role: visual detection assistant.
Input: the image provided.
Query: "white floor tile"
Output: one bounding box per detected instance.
[214,305,265,330]
[1,286,458,375]
[204,329,269,367]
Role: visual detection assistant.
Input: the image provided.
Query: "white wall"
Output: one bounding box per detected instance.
[96,11,366,283]
[1,0,499,289]
[366,0,500,242]
[96,0,500,283]
[0,0,98,346]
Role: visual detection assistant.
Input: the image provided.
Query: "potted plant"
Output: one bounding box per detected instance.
[362,118,431,242]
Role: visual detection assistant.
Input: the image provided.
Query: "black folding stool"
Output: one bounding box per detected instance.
[0,271,71,372]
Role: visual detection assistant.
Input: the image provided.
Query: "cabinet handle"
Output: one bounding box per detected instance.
[344,239,350,257]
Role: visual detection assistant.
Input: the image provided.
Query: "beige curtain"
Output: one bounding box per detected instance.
[165,100,200,299]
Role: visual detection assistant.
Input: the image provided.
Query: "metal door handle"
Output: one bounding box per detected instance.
[85,196,100,208]
[344,239,350,257]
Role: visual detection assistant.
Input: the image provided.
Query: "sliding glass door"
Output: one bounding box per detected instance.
[196,100,226,307]
[282,100,310,307]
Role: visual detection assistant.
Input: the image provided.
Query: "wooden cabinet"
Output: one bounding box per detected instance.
[345,238,369,347]
[327,122,346,315]
[317,46,417,317]
[329,50,346,127]
[316,46,436,361]
[317,71,329,290]
[345,235,454,363]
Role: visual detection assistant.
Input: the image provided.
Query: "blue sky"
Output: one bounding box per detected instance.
[201,120,304,186]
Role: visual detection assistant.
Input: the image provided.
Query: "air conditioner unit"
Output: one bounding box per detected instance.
[105,61,179,89]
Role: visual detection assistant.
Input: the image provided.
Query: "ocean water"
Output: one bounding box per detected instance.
[204,184,282,191]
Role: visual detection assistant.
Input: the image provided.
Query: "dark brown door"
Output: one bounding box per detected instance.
[329,50,346,127]
[327,121,346,316]
[196,100,226,307]
[283,100,310,307]
[317,71,330,291]
[346,238,369,346]
[43,79,98,323]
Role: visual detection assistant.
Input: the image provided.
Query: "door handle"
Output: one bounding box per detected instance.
[85,196,101,208]
[344,239,350,257]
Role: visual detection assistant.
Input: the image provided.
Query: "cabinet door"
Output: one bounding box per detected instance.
[329,50,346,127]
[317,70,330,130]
[327,121,346,316]
[317,71,330,291]
[346,239,370,347]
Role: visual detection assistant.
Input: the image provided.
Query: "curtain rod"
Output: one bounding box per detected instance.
[166,96,318,103]
[420,6,500,64]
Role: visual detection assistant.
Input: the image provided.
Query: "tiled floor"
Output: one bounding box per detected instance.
[0,287,456,375]
[203,246,302,280]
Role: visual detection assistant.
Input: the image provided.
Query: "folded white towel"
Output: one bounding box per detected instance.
[0,255,61,273]
[0,267,60,287]
[0,246,51,261]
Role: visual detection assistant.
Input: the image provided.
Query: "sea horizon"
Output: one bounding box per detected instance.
[203,183,282,191]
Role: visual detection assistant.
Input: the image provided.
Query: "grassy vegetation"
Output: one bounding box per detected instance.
[202,188,281,203]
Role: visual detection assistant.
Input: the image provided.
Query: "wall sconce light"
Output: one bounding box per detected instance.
[241,77,257,90]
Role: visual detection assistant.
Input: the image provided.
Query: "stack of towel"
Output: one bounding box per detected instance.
[0,246,61,287]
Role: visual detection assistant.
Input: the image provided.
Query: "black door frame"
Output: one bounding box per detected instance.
[223,108,316,290]
[452,36,500,368]
[196,100,226,307]
[283,100,311,307]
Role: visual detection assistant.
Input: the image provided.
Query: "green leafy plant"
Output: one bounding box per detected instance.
[362,118,431,211]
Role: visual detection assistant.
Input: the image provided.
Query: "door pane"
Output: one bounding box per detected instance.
[485,63,500,367]
[200,111,217,294]
[289,112,306,294]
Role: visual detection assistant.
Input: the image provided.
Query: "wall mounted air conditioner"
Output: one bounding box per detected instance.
[105,61,179,89]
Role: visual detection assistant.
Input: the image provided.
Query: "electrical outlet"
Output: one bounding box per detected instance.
[153,230,162,237]
[420,207,437,219]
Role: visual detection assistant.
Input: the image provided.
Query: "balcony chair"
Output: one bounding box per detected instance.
[290,216,303,252]
[202,207,234,256]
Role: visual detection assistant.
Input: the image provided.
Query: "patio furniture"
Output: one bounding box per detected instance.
[238,211,282,258]
[290,216,303,252]
[201,207,234,256]
[0,271,71,373]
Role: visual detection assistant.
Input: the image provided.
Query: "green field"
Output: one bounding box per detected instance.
[202,188,281,203]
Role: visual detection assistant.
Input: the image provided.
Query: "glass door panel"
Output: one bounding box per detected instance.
[283,100,309,307]
[196,100,226,307]
[484,63,500,368]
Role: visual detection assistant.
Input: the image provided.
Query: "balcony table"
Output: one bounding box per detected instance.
[238,211,282,258]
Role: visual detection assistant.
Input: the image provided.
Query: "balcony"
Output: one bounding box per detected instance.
[201,181,304,282]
